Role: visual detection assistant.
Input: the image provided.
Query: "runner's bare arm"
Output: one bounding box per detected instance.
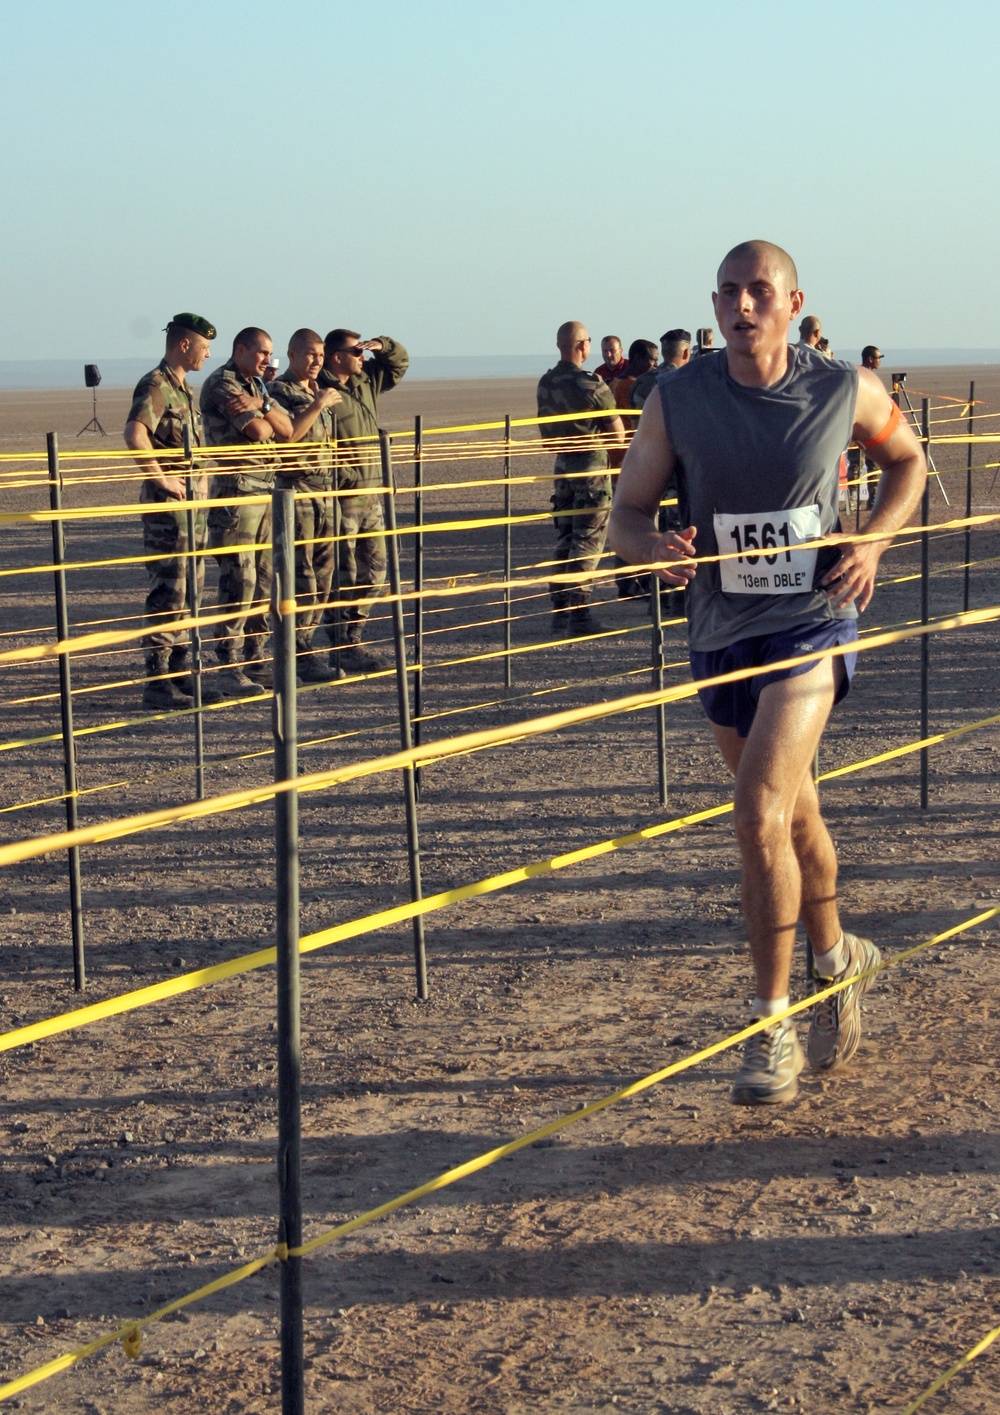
[608,390,697,585]
[821,368,927,611]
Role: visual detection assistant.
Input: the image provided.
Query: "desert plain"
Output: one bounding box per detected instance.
[1,366,999,1413]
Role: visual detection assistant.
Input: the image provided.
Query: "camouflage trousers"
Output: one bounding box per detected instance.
[288,489,336,651]
[140,483,207,651]
[549,473,612,608]
[320,490,387,637]
[207,480,273,662]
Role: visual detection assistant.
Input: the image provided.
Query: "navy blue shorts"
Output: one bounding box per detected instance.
[690,619,858,739]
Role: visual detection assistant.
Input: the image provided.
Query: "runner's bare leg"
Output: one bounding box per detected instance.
[711,657,845,999]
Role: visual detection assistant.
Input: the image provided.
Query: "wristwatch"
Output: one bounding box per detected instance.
[260,399,272,414]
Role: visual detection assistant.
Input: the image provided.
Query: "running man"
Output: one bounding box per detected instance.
[609,240,926,1105]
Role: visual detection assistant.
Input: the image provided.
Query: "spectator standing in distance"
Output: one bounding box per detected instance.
[609,339,658,415]
[610,239,926,1106]
[126,313,224,710]
[610,340,659,599]
[200,327,293,697]
[268,329,345,684]
[853,347,886,502]
[595,335,628,383]
[693,326,715,358]
[632,329,692,409]
[317,329,409,674]
[537,322,625,635]
[797,315,824,353]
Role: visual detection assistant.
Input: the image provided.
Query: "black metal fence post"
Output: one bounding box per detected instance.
[920,398,931,810]
[182,424,206,800]
[964,379,974,613]
[380,432,429,999]
[413,414,424,797]
[47,433,85,991]
[504,414,513,689]
[272,489,304,1415]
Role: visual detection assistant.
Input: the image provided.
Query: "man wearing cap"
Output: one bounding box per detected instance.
[317,329,409,674]
[126,313,224,711]
[693,327,716,359]
[852,347,885,502]
[268,329,345,684]
[200,327,293,696]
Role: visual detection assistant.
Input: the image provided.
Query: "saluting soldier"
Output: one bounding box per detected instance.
[317,329,409,674]
[125,312,223,710]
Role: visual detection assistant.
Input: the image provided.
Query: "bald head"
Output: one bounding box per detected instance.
[717,240,799,294]
[556,321,588,356]
[799,315,821,341]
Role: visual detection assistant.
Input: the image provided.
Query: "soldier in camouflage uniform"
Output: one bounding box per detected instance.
[268,329,345,685]
[537,322,624,636]
[200,327,293,697]
[317,329,409,674]
[125,312,224,711]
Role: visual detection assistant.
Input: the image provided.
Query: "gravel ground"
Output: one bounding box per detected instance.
[1,369,999,1413]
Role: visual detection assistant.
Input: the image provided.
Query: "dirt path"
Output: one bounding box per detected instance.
[1,370,999,1413]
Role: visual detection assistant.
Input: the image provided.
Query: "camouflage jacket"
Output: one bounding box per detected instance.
[317,335,408,491]
[536,361,617,473]
[126,361,203,463]
[268,374,335,490]
[199,360,278,489]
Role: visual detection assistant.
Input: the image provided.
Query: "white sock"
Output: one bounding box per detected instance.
[751,995,790,1021]
[813,932,849,978]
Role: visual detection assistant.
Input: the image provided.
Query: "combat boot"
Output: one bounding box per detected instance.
[215,656,266,698]
[550,594,570,637]
[168,648,224,705]
[296,646,345,684]
[566,606,606,638]
[336,624,385,675]
[243,657,273,689]
[141,651,191,710]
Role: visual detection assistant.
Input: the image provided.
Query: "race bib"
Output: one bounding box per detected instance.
[714,504,821,595]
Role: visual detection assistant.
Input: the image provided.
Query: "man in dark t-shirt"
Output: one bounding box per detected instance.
[611,240,926,1108]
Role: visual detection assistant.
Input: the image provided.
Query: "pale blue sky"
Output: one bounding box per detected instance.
[1,0,995,361]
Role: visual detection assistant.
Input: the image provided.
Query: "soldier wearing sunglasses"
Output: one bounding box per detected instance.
[318,329,409,674]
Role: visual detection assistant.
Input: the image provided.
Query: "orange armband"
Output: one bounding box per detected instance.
[861,399,902,450]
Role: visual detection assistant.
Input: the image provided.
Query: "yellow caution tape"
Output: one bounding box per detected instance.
[3,700,999,1057]
[899,1316,1000,1413]
[3,506,997,661]
[0,907,994,1405]
[2,602,998,873]
[0,1249,281,1401]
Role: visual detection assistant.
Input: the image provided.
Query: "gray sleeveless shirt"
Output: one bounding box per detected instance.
[657,345,858,651]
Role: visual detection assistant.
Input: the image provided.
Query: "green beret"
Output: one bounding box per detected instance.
[166,312,217,340]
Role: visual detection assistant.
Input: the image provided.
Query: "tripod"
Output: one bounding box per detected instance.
[77,385,107,436]
[893,379,947,504]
